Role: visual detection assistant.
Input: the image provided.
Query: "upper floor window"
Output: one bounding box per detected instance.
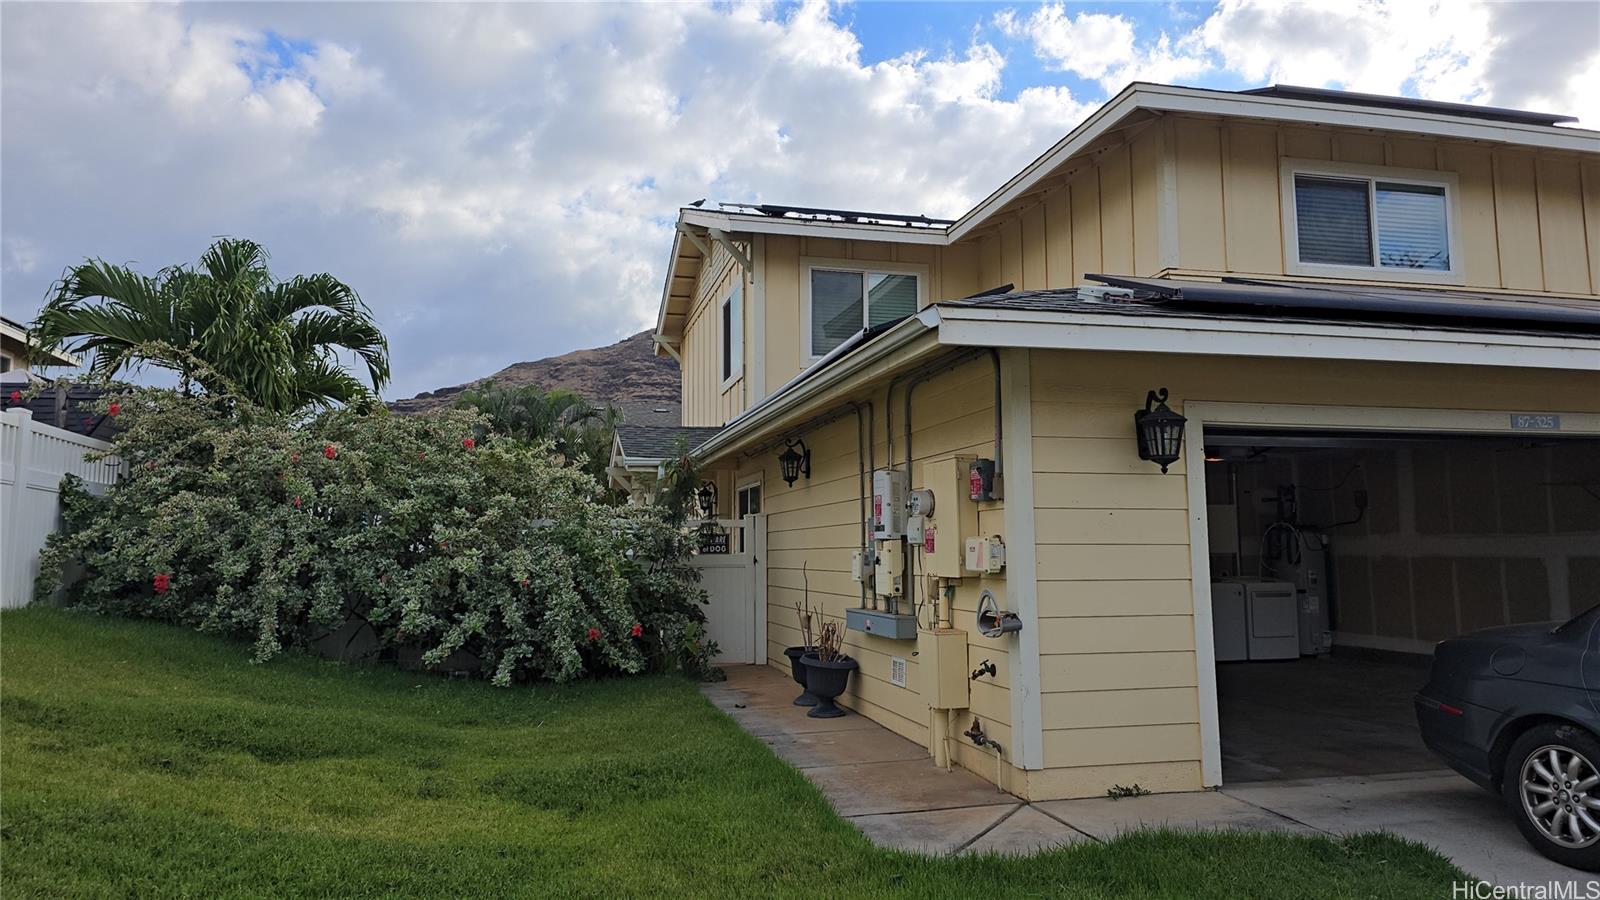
[1284,161,1460,283]
[807,266,921,358]
[721,282,742,387]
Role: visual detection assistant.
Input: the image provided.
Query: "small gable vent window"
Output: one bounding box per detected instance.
[808,267,921,358]
[1287,164,1458,281]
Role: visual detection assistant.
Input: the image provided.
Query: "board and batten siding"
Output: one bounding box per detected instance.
[968,125,1164,294]
[678,242,748,427]
[757,236,981,401]
[737,356,1018,788]
[1167,116,1600,296]
[1023,349,1600,799]
[945,117,1600,302]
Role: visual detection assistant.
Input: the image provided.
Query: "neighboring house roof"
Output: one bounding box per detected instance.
[614,400,688,428]
[0,315,81,368]
[654,81,1600,355]
[614,424,724,465]
[0,382,120,440]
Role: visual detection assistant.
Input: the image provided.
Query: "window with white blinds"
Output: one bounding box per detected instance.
[1290,169,1453,275]
[809,267,921,357]
[1295,176,1371,266]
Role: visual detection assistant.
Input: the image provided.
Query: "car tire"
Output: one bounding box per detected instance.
[1502,723,1600,871]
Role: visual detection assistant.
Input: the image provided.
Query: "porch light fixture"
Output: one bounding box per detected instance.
[1134,388,1186,474]
[696,481,717,519]
[778,438,811,486]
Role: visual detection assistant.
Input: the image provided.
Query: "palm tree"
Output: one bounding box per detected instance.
[455,382,609,459]
[28,238,389,413]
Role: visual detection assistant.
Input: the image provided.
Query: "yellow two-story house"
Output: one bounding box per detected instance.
[633,83,1600,801]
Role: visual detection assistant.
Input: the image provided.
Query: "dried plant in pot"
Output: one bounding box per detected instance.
[800,621,857,719]
[784,564,818,706]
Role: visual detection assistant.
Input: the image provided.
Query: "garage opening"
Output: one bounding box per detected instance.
[1201,428,1600,784]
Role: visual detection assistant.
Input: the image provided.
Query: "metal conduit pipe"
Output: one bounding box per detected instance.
[901,349,988,603]
[987,348,1003,480]
[849,399,874,609]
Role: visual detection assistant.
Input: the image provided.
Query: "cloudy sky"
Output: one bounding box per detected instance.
[3,1,1596,400]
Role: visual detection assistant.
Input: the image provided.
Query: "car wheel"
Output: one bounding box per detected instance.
[1502,724,1600,871]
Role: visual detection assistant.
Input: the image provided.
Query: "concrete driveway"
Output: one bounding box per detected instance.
[1222,769,1594,888]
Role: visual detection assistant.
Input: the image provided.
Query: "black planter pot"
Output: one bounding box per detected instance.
[800,652,858,718]
[783,646,818,706]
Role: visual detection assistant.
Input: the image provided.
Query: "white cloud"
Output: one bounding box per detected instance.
[997,7,1137,80]
[1,2,1091,397]
[2,0,1594,401]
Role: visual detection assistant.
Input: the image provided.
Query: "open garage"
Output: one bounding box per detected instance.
[1199,427,1600,785]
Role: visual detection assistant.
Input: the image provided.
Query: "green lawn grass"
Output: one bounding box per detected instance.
[1,608,1465,898]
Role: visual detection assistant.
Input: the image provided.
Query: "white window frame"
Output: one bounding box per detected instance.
[719,280,743,392]
[1280,159,1464,286]
[800,257,929,364]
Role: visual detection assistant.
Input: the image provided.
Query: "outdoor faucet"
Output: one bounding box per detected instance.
[970,659,996,681]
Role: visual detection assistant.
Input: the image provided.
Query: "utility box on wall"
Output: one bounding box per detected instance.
[917,628,970,710]
[919,456,977,579]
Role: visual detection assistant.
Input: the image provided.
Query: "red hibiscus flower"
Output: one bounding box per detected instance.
[7,390,20,404]
[292,496,302,508]
[630,623,643,638]
[323,445,337,460]
[518,578,530,588]
[587,628,601,642]
[107,402,121,417]
[462,437,476,449]
[153,573,170,594]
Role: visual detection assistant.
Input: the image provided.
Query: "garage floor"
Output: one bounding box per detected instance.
[1218,654,1445,783]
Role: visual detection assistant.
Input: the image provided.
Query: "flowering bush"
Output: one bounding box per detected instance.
[37,389,713,685]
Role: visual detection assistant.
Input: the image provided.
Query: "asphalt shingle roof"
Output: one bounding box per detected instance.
[616,424,723,461]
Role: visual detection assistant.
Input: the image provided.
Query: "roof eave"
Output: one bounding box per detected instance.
[929,303,1600,372]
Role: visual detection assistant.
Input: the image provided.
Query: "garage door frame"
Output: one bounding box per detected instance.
[1182,401,1600,787]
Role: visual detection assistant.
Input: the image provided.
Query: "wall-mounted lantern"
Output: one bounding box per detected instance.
[1134,387,1186,474]
[778,438,811,486]
[696,481,718,519]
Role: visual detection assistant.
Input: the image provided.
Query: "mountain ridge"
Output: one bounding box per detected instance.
[389,330,679,416]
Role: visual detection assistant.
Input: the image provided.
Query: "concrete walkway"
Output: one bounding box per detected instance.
[703,665,1592,888]
[701,665,1308,857]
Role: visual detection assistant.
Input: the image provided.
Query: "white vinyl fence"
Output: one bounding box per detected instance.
[1,409,119,608]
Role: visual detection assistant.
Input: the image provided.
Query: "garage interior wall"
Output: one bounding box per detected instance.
[1209,442,1600,656]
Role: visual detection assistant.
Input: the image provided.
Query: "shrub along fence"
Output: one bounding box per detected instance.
[1,409,120,608]
[35,390,716,684]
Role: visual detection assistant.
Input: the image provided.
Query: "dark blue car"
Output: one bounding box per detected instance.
[1417,603,1600,871]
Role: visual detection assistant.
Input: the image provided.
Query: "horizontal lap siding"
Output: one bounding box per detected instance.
[1027,349,1600,797]
[1031,374,1203,788]
[741,357,1009,766]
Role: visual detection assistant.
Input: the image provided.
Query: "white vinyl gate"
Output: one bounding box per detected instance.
[690,514,766,664]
